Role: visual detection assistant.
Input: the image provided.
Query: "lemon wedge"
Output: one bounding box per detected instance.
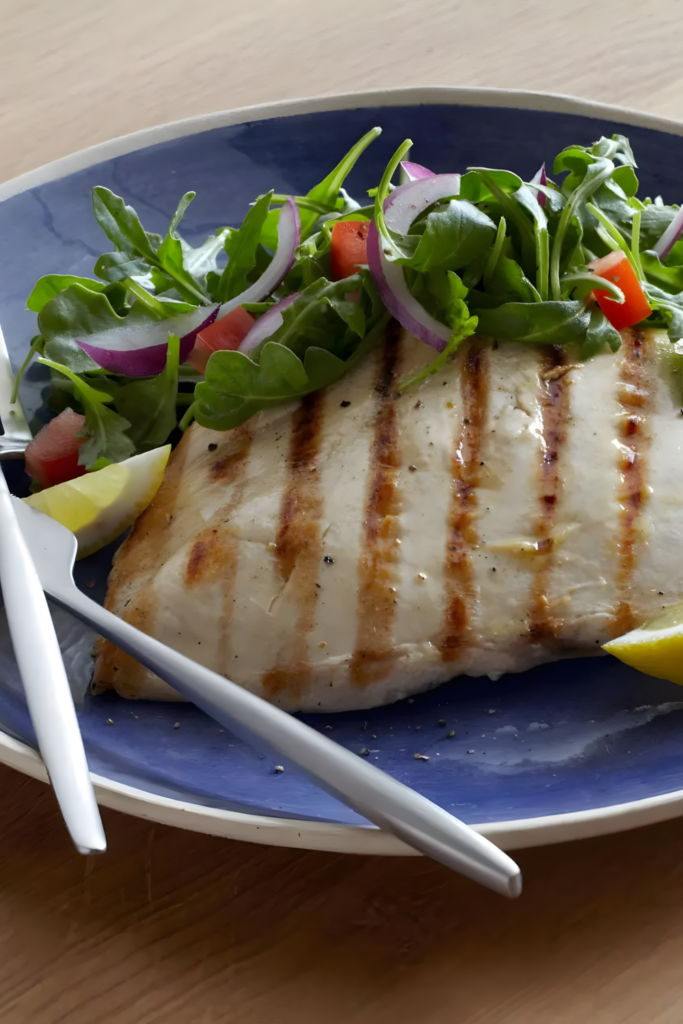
[24,445,170,559]
[603,604,683,685]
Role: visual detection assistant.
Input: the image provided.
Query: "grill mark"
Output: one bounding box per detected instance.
[183,429,252,671]
[612,329,656,635]
[94,427,195,695]
[528,347,573,642]
[94,426,251,694]
[435,341,489,660]
[262,391,325,698]
[350,322,403,686]
[184,431,252,589]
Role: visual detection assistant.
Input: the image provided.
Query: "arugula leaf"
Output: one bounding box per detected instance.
[92,187,207,304]
[94,251,157,285]
[306,128,382,225]
[403,200,497,272]
[39,284,129,372]
[263,275,368,361]
[92,186,162,262]
[486,248,540,303]
[641,250,683,293]
[193,312,390,431]
[476,300,594,346]
[155,192,208,304]
[27,275,106,314]
[38,281,194,372]
[550,156,616,300]
[260,128,382,250]
[214,191,273,303]
[38,282,159,370]
[458,169,523,203]
[373,138,414,261]
[113,334,180,450]
[644,284,683,340]
[640,202,678,250]
[398,272,478,391]
[582,306,622,358]
[512,184,549,299]
[467,169,535,269]
[10,335,45,404]
[38,357,135,466]
[180,228,230,293]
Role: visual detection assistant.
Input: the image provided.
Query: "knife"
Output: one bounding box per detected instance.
[0,323,106,854]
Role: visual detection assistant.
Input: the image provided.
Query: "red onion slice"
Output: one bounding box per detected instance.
[400,161,436,181]
[238,293,301,354]
[75,197,301,376]
[653,205,683,260]
[218,196,301,317]
[368,173,462,352]
[77,304,218,376]
[530,162,547,207]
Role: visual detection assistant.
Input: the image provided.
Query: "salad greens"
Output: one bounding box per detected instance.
[20,127,683,472]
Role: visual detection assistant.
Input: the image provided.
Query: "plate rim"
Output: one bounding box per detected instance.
[4,84,683,853]
[4,84,683,200]
[5,727,683,854]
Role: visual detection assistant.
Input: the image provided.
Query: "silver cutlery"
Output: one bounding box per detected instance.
[0,325,106,854]
[13,495,522,897]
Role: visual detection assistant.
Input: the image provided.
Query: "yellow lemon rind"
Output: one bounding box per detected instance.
[24,445,170,559]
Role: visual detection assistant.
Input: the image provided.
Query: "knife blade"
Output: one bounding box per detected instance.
[0,322,106,854]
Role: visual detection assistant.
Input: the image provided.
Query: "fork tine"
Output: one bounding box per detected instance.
[0,324,32,459]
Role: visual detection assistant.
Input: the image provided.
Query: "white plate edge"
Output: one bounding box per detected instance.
[3,84,683,852]
[3,729,683,855]
[3,85,683,201]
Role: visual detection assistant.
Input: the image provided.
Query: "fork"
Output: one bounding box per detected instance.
[0,326,106,854]
[12,495,522,897]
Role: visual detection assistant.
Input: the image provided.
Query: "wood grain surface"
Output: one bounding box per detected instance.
[3,1,683,1020]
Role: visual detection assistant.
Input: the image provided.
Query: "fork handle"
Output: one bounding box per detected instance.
[0,471,106,854]
[49,578,521,897]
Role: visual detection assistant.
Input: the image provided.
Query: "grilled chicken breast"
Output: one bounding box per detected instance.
[92,325,683,711]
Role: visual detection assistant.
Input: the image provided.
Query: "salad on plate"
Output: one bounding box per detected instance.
[17,127,683,710]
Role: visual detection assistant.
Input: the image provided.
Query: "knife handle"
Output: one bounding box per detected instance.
[0,470,106,855]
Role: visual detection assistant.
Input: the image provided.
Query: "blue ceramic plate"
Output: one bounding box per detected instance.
[3,87,683,856]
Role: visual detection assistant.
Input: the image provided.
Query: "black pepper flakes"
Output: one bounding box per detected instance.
[208,443,218,451]
[323,555,335,564]
[340,400,351,408]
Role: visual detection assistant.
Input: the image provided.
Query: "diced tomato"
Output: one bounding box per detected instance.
[186,306,255,373]
[330,220,370,280]
[24,408,87,488]
[589,250,651,331]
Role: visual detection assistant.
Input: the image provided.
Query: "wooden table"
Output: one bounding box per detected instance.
[3,1,683,1019]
